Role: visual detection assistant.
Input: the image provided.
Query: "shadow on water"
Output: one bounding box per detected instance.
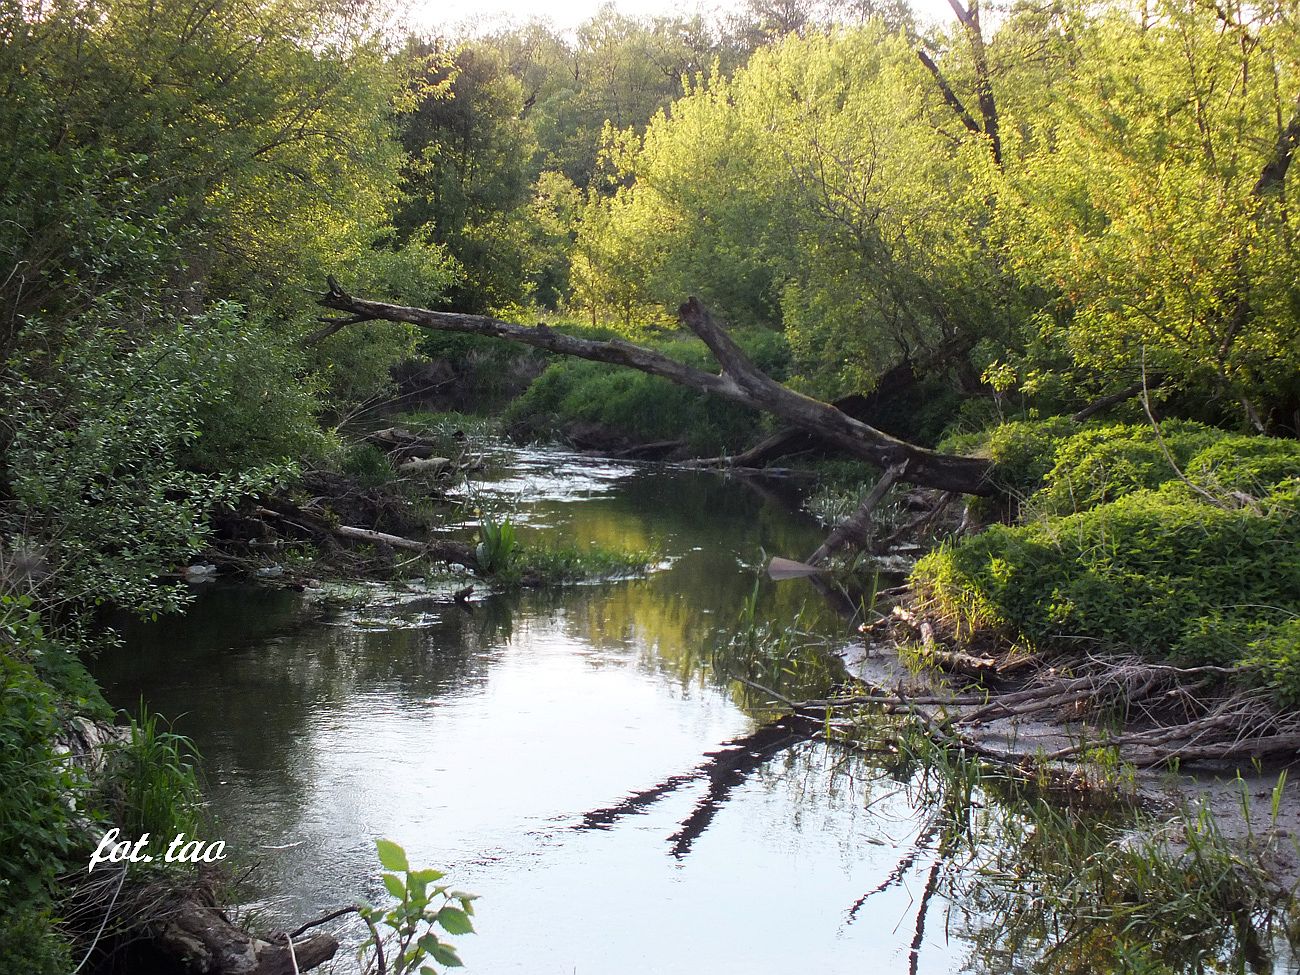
[92,446,1300,975]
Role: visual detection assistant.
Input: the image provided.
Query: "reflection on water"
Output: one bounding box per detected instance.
[96,449,979,973]
[91,447,1296,974]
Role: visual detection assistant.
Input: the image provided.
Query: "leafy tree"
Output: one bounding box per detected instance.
[989,0,1300,429]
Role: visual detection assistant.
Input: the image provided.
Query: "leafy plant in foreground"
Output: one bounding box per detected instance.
[358,839,477,975]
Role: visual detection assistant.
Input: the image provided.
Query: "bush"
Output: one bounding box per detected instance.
[940,417,1227,509]
[914,427,1300,700]
[505,326,789,454]
[0,650,79,974]
[0,653,76,910]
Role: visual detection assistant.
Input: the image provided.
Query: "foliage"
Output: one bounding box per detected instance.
[359,839,476,974]
[0,904,72,975]
[990,0,1300,426]
[342,444,398,487]
[5,313,297,617]
[0,651,77,911]
[914,426,1300,696]
[568,24,1031,397]
[504,325,788,453]
[0,615,81,975]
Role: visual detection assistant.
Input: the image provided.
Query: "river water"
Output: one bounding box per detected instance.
[92,448,1016,973]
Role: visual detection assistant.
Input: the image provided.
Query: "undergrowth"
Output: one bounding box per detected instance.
[916,419,1300,702]
[504,326,789,454]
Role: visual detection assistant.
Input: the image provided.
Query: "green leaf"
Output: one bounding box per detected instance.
[430,943,463,968]
[383,872,406,899]
[436,906,474,935]
[375,838,409,872]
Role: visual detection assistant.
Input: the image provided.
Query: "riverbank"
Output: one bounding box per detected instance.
[8,419,1299,975]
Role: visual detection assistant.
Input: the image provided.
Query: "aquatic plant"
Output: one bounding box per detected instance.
[837,712,1297,974]
[475,514,518,575]
[710,580,840,707]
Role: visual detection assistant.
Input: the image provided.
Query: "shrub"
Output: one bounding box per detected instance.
[1030,420,1223,515]
[504,327,788,454]
[914,429,1300,700]
[0,653,76,910]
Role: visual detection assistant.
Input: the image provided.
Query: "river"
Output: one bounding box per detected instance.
[88,446,1156,973]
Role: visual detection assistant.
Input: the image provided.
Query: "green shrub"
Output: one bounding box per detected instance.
[0,653,76,909]
[0,905,72,975]
[914,437,1300,699]
[939,415,1080,499]
[1031,421,1223,515]
[504,327,789,454]
[1244,619,1300,709]
[1183,437,1300,497]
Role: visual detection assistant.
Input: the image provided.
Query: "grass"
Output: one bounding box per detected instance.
[101,705,204,860]
[506,543,660,585]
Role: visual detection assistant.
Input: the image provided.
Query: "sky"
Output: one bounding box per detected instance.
[406,0,957,37]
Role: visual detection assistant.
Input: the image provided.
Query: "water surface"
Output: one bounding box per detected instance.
[96,448,984,973]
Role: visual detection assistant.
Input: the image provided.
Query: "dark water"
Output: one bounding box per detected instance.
[95,448,976,973]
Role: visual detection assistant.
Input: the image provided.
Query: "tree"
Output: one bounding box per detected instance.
[990,0,1300,429]
[318,280,995,495]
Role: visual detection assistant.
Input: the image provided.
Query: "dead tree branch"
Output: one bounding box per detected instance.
[316,281,995,496]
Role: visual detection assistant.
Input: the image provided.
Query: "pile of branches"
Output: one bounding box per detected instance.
[203,428,483,581]
[752,652,1300,776]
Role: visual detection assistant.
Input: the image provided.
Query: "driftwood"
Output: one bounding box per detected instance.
[334,525,477,570]
[317,282,995,497]
[367,426,441,460]
[151,886,338,975]
[756,656,1300,772]
[694,360,922,468]
[65,868,337,975]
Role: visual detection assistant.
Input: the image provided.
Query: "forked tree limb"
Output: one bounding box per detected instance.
[317,281,995,496]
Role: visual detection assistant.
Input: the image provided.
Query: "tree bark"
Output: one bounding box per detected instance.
[700,359,922,467]
[317,281,995,496]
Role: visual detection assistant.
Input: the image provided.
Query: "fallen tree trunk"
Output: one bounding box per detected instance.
[151,886,338,975]
[698,361,922,468]
[317,281,995,497]
[806,462,907,565]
